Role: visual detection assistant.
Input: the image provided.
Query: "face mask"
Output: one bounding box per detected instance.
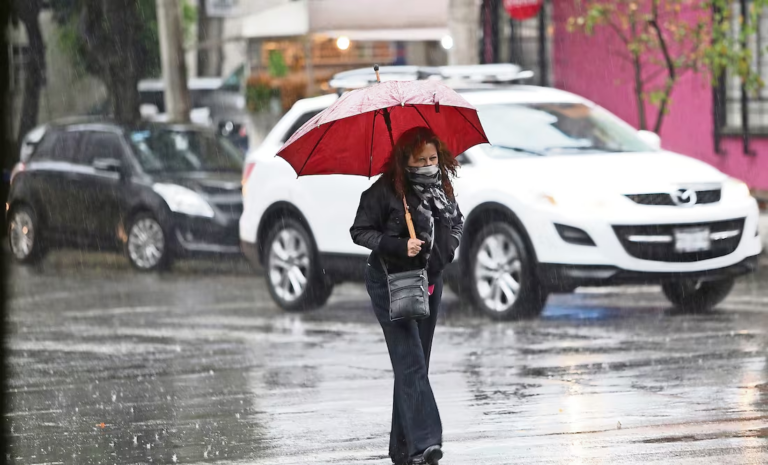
[407,165,439,177]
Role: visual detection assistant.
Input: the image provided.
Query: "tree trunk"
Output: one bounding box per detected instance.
[196,0,224,77]
[449,0,480,65]
[111,69,141,124]
[102,0,142,124]
[632,54,647,130]
[16,1,45,142]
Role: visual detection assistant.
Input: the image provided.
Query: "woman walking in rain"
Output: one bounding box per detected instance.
[350,126,464,465]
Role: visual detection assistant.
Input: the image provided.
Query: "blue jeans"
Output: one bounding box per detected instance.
[365,263,443,462]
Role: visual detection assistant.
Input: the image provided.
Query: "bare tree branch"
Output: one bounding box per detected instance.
[648,0,676,133]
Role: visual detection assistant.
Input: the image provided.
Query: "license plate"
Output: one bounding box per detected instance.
[674,227,711,253]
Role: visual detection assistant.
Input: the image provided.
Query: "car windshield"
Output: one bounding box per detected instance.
[476,102,656,158]
[129,128,243,173]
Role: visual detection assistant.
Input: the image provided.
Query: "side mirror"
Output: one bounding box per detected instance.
[637,130,661,150]
[93,158,123,175]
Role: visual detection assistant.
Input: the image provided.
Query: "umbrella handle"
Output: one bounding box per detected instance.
[403,197,417,240]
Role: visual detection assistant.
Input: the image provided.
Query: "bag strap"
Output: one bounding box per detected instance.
[379,195,419,276]
[403,196,417,240]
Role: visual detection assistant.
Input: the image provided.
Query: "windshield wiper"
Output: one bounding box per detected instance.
[493,145,546,156]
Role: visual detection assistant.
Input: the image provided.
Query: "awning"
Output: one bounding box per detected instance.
[241,0,309,39]
[241,0,448,40]
[320,28,449,42]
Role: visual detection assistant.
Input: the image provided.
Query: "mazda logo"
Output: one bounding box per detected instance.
[671,188,697,206]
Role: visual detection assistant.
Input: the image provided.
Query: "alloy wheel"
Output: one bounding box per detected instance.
[268,228,311,303]
[128,218,166,269]
[9,210,34,260]
[474,233,523,313]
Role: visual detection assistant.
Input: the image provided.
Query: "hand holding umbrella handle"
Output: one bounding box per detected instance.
[403,197,417,240]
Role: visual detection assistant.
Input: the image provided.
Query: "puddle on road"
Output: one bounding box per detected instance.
[641,427,768,443]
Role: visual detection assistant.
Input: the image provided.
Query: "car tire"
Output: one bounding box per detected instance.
[7,204,46,264]
[264,218,333,312]
[467,221,548,320]
[662,278,735,313]
[125,212,171,271]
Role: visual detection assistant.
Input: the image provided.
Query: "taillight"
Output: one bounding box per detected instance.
[242,162,255,196]
[10,163,26,184]
[238,125,247,138]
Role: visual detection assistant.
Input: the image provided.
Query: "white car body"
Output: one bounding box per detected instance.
[240,85,762,316]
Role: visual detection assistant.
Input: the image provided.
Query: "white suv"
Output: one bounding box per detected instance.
[240,78,762,319]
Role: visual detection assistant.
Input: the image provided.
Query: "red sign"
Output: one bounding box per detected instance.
[503,0,544,21]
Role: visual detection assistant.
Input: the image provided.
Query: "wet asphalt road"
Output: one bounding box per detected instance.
[5,252,768,464]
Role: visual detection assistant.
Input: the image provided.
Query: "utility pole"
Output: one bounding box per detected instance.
[448,0,481,65]
[156,0,191,122]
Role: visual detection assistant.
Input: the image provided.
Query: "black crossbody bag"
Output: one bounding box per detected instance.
[379,257,430,321]
[379,196,430,321]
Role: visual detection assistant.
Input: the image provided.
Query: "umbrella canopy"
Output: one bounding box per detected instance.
[277,79,489,177]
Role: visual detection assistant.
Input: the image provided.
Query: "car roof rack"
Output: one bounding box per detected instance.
[328,64,534,91]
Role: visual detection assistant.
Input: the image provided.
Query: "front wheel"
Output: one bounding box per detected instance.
[8,205,46,264]
[264,218,333,311]
[126,213,171,271]
[662,278,735,313]
[467,222,548,320]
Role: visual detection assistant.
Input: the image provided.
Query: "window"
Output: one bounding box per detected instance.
[719,1,768,133]
[78,132,125,166]
[128,128,242,173]
[477,103,656,157]
[220,64,244,92]
[29,132,58,161]
[479,0,552,87]
[283,110,321,142]
[32,131,82,162]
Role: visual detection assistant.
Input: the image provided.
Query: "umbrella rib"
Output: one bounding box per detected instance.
[413,106,434,132]
[297,121,336,177]
[368,110,378,178]
[454,107,487,142]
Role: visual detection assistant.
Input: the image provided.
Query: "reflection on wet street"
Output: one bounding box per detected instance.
[6,254,768,464]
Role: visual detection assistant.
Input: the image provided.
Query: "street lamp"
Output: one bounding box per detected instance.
[336,36,350,50]
[441,36,454,50]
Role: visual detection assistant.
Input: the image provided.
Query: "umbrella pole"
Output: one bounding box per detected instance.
[373,64,416,240]
[382,106,416,240]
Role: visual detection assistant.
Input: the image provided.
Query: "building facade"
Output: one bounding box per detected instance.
[549,0,768,192]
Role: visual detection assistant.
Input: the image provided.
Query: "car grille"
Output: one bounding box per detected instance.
[213,201,244,218]
[613,218,744,262]
[626,189,721,206]
[200,184,242,195]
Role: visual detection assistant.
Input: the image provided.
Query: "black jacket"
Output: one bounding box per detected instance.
[350,177,464,282]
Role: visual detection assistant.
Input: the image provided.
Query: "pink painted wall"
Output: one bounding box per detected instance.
[551,0,768,190]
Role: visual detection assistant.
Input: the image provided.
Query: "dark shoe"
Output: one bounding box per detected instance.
[422,445,443,465]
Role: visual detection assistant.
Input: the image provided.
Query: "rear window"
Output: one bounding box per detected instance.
[283,110,321,142]
[29,131,84,162]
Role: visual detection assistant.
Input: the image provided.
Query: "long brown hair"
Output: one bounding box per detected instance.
[383,126,459,200]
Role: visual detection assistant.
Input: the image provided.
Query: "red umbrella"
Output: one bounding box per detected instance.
[277,67,489,177]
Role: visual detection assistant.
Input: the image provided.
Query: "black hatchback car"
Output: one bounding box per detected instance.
[7,118,244,270]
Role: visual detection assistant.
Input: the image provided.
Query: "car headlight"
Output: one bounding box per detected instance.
[153,183,215,218]
[722,178,751,200]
